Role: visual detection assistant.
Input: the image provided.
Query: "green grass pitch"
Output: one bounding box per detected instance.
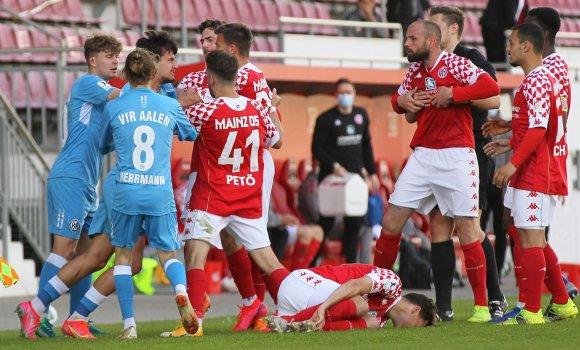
[1,298,579,350]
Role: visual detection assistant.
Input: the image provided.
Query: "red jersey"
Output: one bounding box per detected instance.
[178,69,208,92]
[393,51,490,149]
[310,264,402,328]
[185,96,280,218]
[543,53,571,162]
[510,66,567,195]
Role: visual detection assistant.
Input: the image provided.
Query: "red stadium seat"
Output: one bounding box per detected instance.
[125,30,142,46]
[260,0,280,33]
[0,0,19,19]
[275,2,298,33]
[58,27,85,64]
[11,71,28,109]
[190,0,212,26]
[121,0,141,25]
[219,0,241,23]
[0,24,18,62]
[313,3,338,36]
[248,0,276,33]
[66,0,101,24]
[267,36,279,52]
[27,71,44,109]
[164,0,187,28]
[253,36,270,52]
[236,0,263,32]
[0,72,12,101]
[29,26,59,63]
[12,24,35,63]
[288,1,309,33]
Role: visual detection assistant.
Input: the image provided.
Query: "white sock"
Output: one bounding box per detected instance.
[242,295,257,307]
[85,286,108,306]
[198,318,203,327]
[124,317,136,329]
[31,297,45,315]
[69,311,88,322]
[174,284,187,295]
[516,301,525,309]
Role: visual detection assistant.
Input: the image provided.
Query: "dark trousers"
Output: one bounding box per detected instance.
[318,215,364,263]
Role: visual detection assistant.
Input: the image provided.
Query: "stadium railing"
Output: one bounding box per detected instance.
[0,89,51,262]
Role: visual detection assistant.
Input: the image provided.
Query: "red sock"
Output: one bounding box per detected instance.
[543,244,569,304]
[280,299,358,322]
[323,318,367,331]
[263,268,290,304]
[250,257,266,301]
[304,239,321,268]
[461,240,487,307]
[522,247,546,313]
[373,232,401,269]
[291,241,310,270]
[227,247,256,299]
[186,269,207,318]
[507,226,526,304]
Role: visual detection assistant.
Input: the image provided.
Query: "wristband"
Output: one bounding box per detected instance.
[270,106,277,114]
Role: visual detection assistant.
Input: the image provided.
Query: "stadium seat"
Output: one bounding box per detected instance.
[190,0,212,27]
[288,1,309,33]
[164,0,188,28]
[26,71,44,109]
[462,13,482,45]
[236,0,263,32]
[11,71,28,109]
[29,26,59,63]
[0,0,19,19]
[12,24,36,63]
[0,24,18,62]
[260,0,280,33]
[267,36,280,52]
[125,30,142,46]
[219,0,241,24]
[252,36,270,52]
[0,72,12,101]
[121,0,141,26]
[247,0,276,33]
[313,3,338,36]
[58,27,85,64]
[275,2,298,33]
[66,0,102,24]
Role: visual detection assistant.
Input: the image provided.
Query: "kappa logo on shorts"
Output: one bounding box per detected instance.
[68,219,81,232]
[470,170,476,176]
[527,215,539,222]
[472,205,478,212]
[472,193,478,200]
[425,77,437,91]
[527,203,540,210]
[527,191,539,198]
[314,280,322,286]
[471,181,477,188]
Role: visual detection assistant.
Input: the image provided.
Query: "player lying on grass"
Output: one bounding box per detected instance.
[265,264,436,332]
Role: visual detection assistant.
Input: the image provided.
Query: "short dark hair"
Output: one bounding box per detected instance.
[136,30,178,56]
[527,7,561,45]
[429,6,465,37]
[205,50,239,82]
[84,33,122,62]
[124,48,158,86]
[403,293,437,327]
[198,19,226,34]
[335,77,354,90]
[513,23,545,54]
[215,23,253,57]
[412,20,442,44]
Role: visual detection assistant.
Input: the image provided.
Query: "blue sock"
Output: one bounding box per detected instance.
[76,300,95,318]
[113,265,134,320]
[38,253,68,313]
[37,276,69,308]
[163,259,186,294]
[69,273,92,315]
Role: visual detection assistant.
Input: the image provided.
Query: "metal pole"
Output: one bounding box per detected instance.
[141,0,147,34]
[181,0,187,48]
[56,40,66,149]
[155,0,161,31]
[0,104,9,260]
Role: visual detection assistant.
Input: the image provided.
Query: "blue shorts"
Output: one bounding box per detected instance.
[47,177,96,239]
[88,170,117,236]
[110,210,179,252]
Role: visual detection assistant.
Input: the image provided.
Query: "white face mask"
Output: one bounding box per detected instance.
[337,93,354,108]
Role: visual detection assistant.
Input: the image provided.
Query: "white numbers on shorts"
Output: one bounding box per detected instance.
[218,129,259,173]
[133,125,155,171]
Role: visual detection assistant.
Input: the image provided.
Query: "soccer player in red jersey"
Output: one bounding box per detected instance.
[484,23,578,325]
[372,20,501,322]
[176,22,284,334]
[264,264,436,332]
[481,8,577,321]
[181,50,284,336]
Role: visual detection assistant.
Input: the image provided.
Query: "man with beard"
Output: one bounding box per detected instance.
[372,20,501,322]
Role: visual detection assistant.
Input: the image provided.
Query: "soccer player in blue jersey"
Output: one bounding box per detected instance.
[15,33,122,340]
[102,48,198,339]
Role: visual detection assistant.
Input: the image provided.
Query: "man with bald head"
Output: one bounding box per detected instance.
[373,20,501,323]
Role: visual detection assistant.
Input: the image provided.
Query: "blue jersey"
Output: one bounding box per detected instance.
[102,88,197,216]
[49,74,115,187]
[120,82,176,98]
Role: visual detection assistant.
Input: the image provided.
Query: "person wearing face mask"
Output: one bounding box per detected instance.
[311,78,379,264]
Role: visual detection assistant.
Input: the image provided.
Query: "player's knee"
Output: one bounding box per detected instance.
[352,296,369,316]
[311,225,323,241]
[131,260,143,275]
[297,226,311,243]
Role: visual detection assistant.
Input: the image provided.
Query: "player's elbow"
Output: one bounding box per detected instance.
[272,138,283,149]
[488,95,501,109]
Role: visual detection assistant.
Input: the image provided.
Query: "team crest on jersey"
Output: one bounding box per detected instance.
[69,219,81,232]
[354,114,363,125]
[346,125,355,135]
[425,77,437,91]
[140,95,147,108]
[437,66,448,78]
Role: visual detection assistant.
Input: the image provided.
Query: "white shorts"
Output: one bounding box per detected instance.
[182,209,271,251]
[504,187,556,229]
[277,269,340,316]
[389,147,479,217]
